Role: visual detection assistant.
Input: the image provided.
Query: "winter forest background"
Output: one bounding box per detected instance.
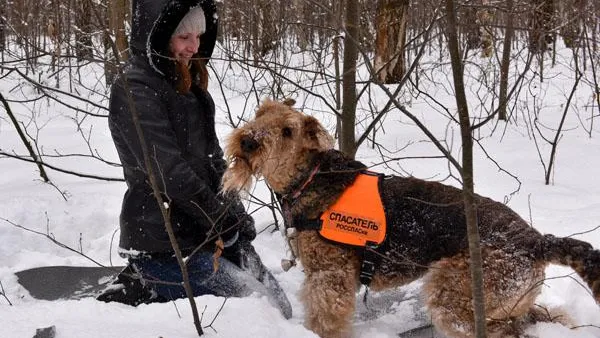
[1,0,600,337]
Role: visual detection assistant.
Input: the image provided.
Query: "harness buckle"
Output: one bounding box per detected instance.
[359,241,379,286]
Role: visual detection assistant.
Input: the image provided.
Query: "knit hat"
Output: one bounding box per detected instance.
[172,6,206,37]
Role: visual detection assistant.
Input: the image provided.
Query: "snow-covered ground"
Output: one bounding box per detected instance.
[1,40,600,337]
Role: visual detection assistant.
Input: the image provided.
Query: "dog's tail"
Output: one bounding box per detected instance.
[539,234,600,302]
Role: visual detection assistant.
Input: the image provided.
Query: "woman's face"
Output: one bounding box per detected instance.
[169,32,201,64]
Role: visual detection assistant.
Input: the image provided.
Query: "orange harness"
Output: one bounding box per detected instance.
[282,169,388,286]
[318,172,387,247]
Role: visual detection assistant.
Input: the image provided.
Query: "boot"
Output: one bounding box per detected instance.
[96,264,166,306]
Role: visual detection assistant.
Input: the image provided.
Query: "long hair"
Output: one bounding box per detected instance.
[175,57,209,93]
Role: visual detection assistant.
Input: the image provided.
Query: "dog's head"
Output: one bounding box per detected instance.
[222,99,334,194]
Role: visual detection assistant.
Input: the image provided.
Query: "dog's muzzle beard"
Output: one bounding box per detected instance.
[222,135,263,194]
[224,134,292,194]
[222,154,258,194]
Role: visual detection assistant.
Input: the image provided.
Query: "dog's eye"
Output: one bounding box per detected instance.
[282,127,292,138]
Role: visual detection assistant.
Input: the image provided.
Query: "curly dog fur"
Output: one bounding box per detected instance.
[222,99,600,338]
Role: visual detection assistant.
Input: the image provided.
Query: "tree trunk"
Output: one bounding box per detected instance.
[478,0,494,58]
[529,0,555,53]
[463,6,481,50]
[333,0,343,139]
[75,0,93,61]
[498,0,514,121]
[444,0,487,337]
[559,0,584,49]
[251,6,259,64]
[374,0,409,84]
[258,0,276,57]
[49,0,61,73]
[108,0,129,62]
[340,0,359,158]
[0,1,6,52]
[334,35,342,139]
[293,0,309,51]
[106,0,129,84]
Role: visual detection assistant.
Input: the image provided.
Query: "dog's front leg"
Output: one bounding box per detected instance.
[301,268,358,338]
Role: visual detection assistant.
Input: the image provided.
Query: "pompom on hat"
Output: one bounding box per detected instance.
[172,6,206,37]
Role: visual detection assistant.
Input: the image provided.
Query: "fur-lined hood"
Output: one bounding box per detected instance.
[130,0,218,76]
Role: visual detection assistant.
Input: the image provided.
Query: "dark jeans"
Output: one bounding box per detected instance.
[130,248,292,319]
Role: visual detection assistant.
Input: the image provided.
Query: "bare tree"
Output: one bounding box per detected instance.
[121,79,205,336]
[0,92,50,182]
[529,53,583,185]
[373,0,409,84]
[255,0,278,57]
[462,2,481,51]
[106,0,129,83]
[478,0,494,57]
[498,0,515,121]
[444,0,487,336]
[49,0,62,73]
[340,0,359,158]
[0,1,6,53]
[558,0,585,49]
[529,0,555,53]
[75,0,93,61]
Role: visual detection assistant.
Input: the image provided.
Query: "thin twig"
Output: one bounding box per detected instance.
[203,297,229,333]
[0,150,124,182]
[0,281,13,306]
[2,217,105,267]
[567,225,600,238]
[0,91,49,182]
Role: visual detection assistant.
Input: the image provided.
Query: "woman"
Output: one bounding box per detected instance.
[100,0,291,319]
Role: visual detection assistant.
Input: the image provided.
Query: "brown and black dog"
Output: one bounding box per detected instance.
[222,99,600,338]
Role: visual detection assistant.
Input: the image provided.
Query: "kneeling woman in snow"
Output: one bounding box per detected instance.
[100,0,292,318]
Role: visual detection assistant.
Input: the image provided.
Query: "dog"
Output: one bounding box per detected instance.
[222,99,600,338]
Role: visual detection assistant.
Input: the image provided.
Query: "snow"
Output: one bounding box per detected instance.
[1,39,600,338]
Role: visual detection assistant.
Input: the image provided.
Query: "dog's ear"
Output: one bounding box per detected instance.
[302,116,334,150]
[282,98,296,107]
[256,99,295,119]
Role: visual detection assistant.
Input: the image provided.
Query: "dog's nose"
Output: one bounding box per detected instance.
[240,135,259,153]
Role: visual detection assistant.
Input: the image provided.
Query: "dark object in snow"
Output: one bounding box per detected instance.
[16,265,124,301]
[398,324,446,338]
[96,264,167,306]
[33,325,56,338]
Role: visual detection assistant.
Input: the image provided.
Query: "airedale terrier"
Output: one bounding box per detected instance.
[222,99,600,338]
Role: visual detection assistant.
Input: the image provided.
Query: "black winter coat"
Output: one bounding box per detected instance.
[109,0,239,256]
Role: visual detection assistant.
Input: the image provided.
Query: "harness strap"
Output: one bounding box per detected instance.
[281,170,385,287]
[292,215,322,231]
[359,241,381,286]
[293,214,383,287]
[284,164,321,200]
